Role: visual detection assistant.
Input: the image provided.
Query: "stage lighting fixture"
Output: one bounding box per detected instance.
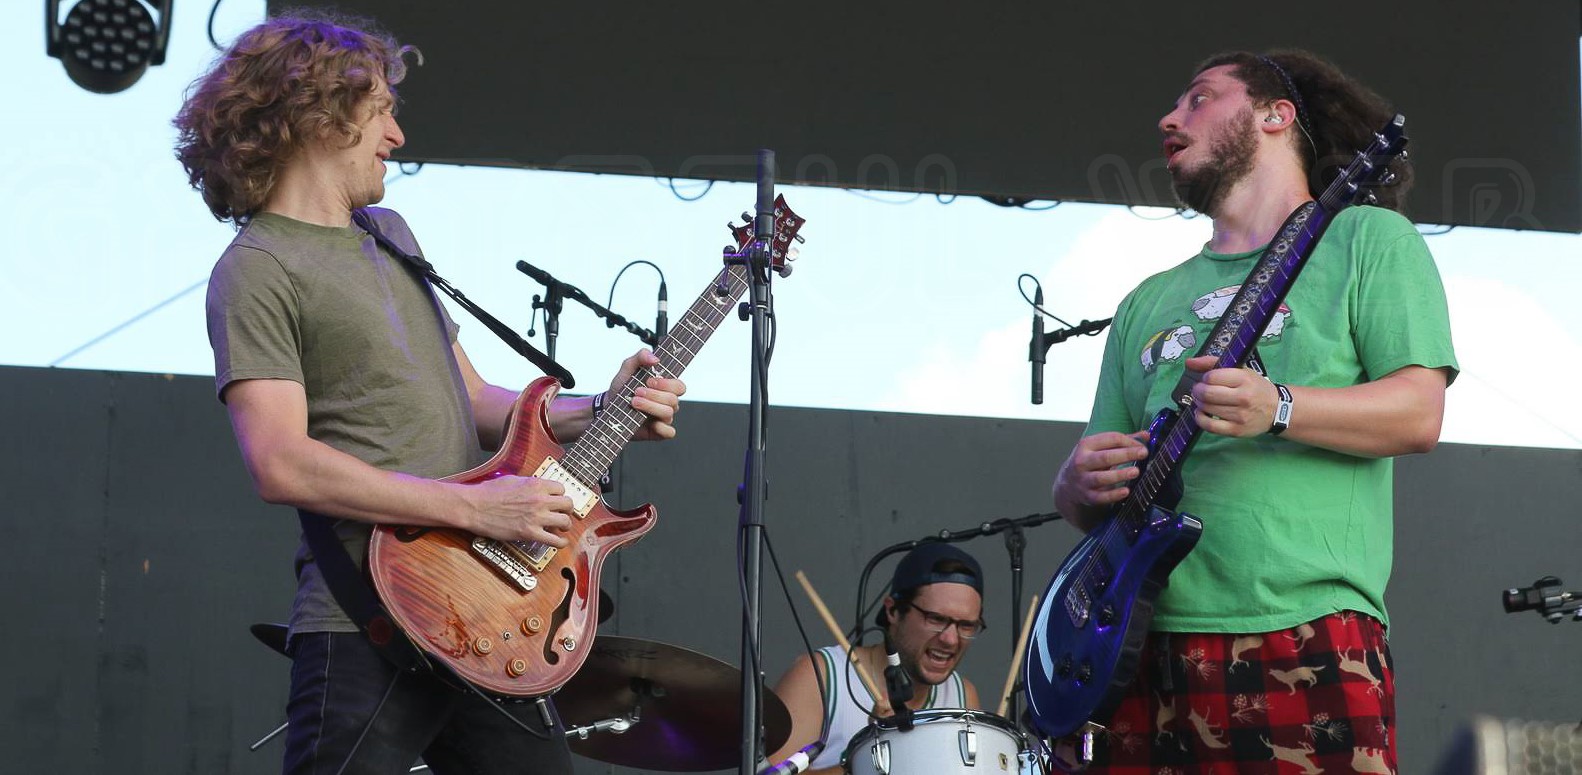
[45,0,172,94]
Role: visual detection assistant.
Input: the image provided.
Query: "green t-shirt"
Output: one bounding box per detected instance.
[1085,206,1459,633]
[206,208,481,635]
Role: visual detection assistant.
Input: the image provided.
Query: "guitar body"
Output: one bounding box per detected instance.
[368,377,656,696]
[1024,410,1202,739]
[365,196,807,697]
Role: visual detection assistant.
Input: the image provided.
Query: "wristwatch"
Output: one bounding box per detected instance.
[1269,383,1293,435]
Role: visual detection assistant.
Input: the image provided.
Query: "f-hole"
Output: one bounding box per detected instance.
[540,567,577,666]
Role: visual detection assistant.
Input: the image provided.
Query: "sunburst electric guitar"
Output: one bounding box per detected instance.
[367,197,806,696]
[1023,117,1409,742]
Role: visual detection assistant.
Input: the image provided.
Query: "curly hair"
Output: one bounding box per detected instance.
[173,11,418,224]
[1197,49,1413,212]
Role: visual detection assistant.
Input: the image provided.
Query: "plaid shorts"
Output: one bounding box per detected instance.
[1083,612,1396,774]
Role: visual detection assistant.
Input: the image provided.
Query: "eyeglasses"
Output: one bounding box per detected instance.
[903,603,986,640]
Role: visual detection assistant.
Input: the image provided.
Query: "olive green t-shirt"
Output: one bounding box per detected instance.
[1085,206,1459,633]
[206,208,482,636]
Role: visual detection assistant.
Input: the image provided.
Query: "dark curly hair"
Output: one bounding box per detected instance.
[173,11,418,224]
[1197,49,1413,212]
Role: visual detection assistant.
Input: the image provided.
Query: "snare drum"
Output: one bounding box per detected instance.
[842,709,1031,775]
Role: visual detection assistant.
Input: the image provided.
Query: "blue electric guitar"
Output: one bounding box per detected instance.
[1023,116,1410,745]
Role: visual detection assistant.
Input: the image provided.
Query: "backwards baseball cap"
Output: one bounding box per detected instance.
[889,543,984,598]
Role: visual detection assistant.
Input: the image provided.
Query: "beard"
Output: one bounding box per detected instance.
[1171,106,1258,217]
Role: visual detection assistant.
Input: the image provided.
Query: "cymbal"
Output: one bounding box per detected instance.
[556,635,791,772]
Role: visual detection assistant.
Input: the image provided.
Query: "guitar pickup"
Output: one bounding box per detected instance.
[532,457,599,517]
[1064,584,1092,629]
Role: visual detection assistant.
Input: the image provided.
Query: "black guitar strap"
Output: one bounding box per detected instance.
[350,208,576,388]
[297,509,432,673]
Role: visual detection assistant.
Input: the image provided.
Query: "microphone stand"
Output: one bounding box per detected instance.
[517,262,661,348]
[1003,521,1028,722]
[531,283,564,361]
[736,150,779,775]
[1030,316,1113,404]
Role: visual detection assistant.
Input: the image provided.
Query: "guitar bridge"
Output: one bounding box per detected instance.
[471,537,540,592]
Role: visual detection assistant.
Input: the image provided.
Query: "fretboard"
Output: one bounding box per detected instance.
[557,263,752,485]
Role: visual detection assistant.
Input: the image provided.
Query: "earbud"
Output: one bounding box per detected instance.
[1264,115,1284,124]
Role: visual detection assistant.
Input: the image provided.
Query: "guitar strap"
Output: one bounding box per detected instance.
[354,209,614,494]
[350,208,575,388]
[297,509,433,672]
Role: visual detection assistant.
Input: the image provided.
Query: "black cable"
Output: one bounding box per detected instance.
[840,625,890,718]
[980,195,1062,210]
[664,178,714,202]
[206,0,224,51]
[605,260,665,313]
[1127,204,1193,220]
[49,277,208,366]
[1017,273,1075,328]
[331,668,406,775]
[737,522,764,688]
[383,162,424,188]
[844,189,923,205]
[453,676,556,741]
[761,525,831,745]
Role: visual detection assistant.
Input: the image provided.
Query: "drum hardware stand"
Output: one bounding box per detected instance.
[564,709,638,740]
[248,720,289,751]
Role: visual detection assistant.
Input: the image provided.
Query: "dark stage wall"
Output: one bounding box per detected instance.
[272,1,1582,233]
[1,365,1576,773]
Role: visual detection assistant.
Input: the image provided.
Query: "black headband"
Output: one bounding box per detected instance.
[1257,55,1311,134]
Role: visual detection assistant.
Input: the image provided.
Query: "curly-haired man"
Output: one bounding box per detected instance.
[176,13,685,775]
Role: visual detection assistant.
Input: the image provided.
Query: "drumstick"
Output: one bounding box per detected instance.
[997,594,1041,717]
[794,570,885,705]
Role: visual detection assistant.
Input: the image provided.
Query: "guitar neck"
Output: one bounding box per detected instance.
[1118,201,1340,528]
[558,263,752,484]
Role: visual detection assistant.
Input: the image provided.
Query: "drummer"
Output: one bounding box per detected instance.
[770,544,985,773]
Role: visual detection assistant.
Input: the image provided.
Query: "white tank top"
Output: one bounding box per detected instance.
[808,645,967,770]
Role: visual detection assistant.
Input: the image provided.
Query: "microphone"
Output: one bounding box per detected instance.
[516,260,562,290]
[882,633,915,731]
[1031,287,1046,405]
[758,741,825,775]
[655,280,668,342]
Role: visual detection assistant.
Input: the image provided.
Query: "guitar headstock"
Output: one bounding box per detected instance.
[729,195,806,275]
[1320,113,1409,210]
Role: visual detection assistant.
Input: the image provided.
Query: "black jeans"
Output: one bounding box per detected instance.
[283,632,573,775]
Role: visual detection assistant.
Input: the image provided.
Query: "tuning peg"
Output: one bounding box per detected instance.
[775,263,793,279]
[792,234,806,244]
[741,211,753,222]
[786,247,801,262]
